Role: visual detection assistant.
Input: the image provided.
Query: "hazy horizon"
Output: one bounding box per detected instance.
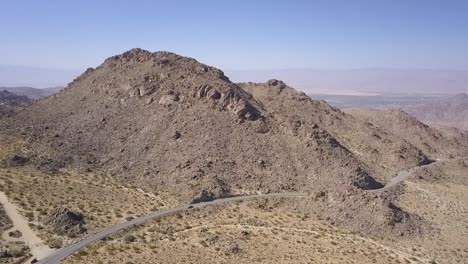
[2,1,468,93]
[1,64,468,95]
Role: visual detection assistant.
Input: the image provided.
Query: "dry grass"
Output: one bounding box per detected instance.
[0,167,177,247]
[394,181,468,264]
[0,135,26,161]
[1,166,465,264]
[62,202,429,264]
[0,135,465,264]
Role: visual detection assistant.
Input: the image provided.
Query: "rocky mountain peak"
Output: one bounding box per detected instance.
[6,49,467,239]
[64,49,264,121]
[266,79,287,88]
[103,48,227,79]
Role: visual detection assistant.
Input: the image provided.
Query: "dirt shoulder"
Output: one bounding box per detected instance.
[0,191,53,261]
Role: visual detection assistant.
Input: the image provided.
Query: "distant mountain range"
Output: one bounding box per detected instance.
[312,92,468,131]
[2,65,468,95]
[0,90,32,114]
[227,68,468,95]
[0,86,63,100]
[404,93,468,131]
[309,93,444,109]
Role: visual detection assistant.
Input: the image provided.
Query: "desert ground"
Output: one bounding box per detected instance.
[1,157,467,263]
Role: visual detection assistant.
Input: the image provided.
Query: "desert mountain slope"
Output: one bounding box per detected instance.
[3,49,468,238]
[403,93,468,130]
[8,49,371,195]
[241,81,468,167]
[345,108,468,159]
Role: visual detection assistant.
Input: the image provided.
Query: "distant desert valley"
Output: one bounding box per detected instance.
[0,49,467,264]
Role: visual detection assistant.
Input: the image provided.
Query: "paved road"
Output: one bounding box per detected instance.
[36,192,304,264]
[366,161,440,193]
[34,161,440,263]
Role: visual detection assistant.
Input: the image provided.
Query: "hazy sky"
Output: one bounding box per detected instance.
[2,0,468,71]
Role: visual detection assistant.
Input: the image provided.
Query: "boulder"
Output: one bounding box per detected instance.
[12,155,30,166]
[44,207,86,236]
[159,94,179,107]
[138,84,158,96]
[8,230,22,238]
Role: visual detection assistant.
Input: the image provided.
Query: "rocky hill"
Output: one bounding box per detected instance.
[3,49,468,238]
[0,90,32,106]
[345,108,468,159]
[403,93,468,131]
[0,90,32,115]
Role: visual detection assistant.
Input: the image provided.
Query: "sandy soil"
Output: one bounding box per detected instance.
[0,191,53,260]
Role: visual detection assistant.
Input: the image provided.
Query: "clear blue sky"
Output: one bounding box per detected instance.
[1,0,468,71]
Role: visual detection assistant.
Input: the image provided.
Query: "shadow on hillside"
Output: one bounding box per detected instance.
[418,157,436,166]
[360,175,385,190]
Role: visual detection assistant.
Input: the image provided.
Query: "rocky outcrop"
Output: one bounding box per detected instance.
[159,93,179,107]
[205,234,243,255]
[44,208,86,236]
[191,84,261,120]
[7,230,22,238]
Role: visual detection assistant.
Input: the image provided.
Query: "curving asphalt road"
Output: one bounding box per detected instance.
[34,161,441,263]
[36,192,305,264]
[366,160,440,193]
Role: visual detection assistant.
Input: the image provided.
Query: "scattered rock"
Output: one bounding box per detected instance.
[146,98,154,105]
[257,159,265,167]
[0,242,29,258]
[205,235,243,255]
[207,88,221,100]
[9,155,29,166]
[159,94,179,107]
[138,84,158,96]
[44,207,86,236]
[7,230,22,238]
[172,131,181,140]
[219,88,260,120]
[191,190,216,203]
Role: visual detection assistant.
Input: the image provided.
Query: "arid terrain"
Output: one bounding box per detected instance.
[0,49,467,264]
[403,93,468,131]
[317,93,468,132]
